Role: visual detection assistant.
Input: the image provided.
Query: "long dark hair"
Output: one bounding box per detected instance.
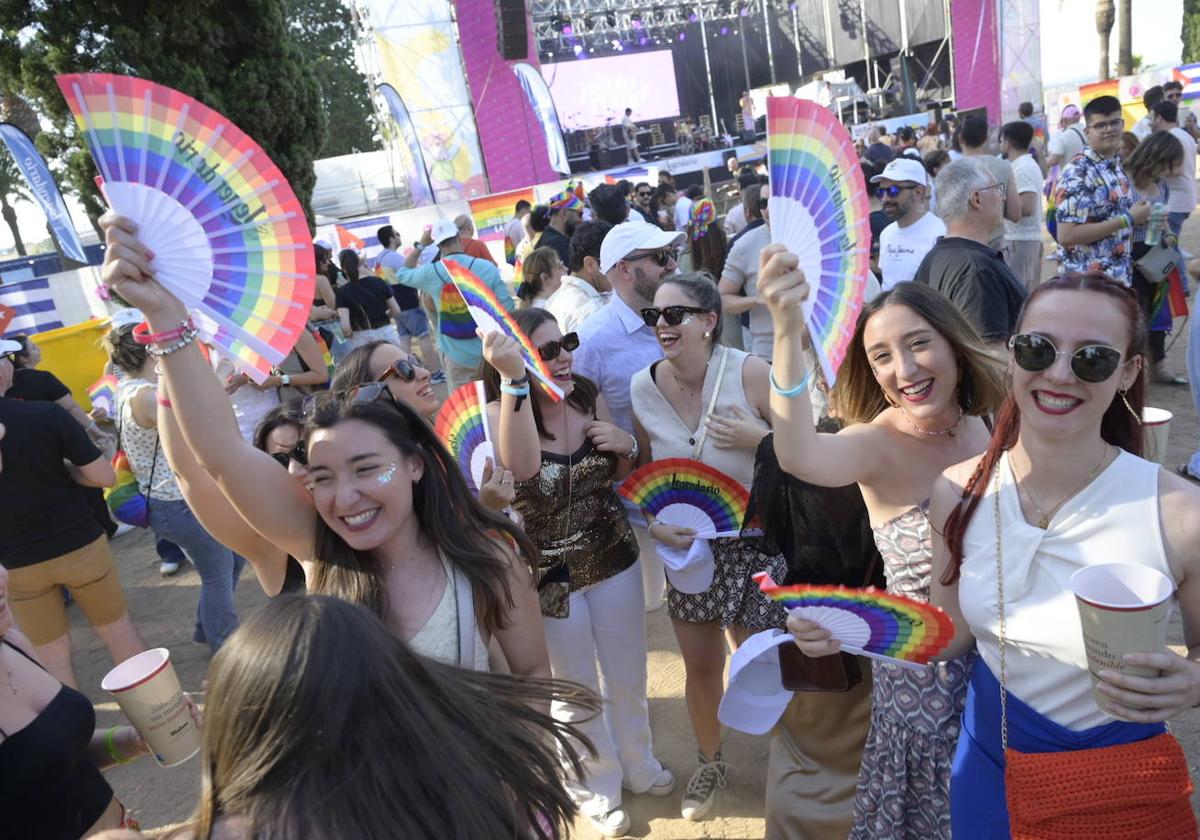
[690,224,728,278]
[339,249,364,283]
[181,595,598,840]
[303,397,539,631]
[481,308,598,441]
[941,272,1146,584]
[518,246,560,305]
[330,341,389,393]
[103,324,149,376]
[252,401,304,453]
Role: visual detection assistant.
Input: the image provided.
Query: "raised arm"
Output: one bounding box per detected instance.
[257,329,328,392]
[758,244,888,488]
[482,331,542,481]
[99,213,317,562]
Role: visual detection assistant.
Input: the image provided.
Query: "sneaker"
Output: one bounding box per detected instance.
[112,523,135,538]
[160,559,181,577]
[626,766,675,797]
[430,369,447,385]
[680,751,728,821]
[588,807,631,838]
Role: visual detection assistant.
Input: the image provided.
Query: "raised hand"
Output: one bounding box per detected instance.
[98,213,188,324]
[478,456,516,511]
[757,243,811,330]
[480,330,528,381]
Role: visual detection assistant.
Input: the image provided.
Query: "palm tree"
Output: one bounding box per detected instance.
[0,155,31,256]
[1116,0,1132,76]
[1096,0,1115,81]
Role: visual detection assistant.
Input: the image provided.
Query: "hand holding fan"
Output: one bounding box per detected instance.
[56,73,315,383]
[754,573,955,670]
[766,97,871,386]
[619,458,750,537]
[434,381,495,495]
[441,260,564,402]
[88,374,119,416]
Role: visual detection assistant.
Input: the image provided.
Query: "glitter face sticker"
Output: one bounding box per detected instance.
[377,463,398,486]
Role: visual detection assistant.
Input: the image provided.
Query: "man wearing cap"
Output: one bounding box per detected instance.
[0,339,147,688]
[394,218,515,389]
[719,183,775,360]
[1047,104,1087,169]
[539,189,583,266]
[872,158,946,292]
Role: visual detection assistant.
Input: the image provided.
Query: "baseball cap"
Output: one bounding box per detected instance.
[655,538,715,594]
[0,339,21,357]
[599,221,686,274]
[431,218,459,245]
[548,188,584,212]
[869,157,929,187]
[110,308,146,329]
[717,628,795,735]
[1061,104,1080,119]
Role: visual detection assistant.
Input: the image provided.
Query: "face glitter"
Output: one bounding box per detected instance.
[377,463,398,485]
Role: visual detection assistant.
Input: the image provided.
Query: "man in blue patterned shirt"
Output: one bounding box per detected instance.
[1054,95,1152,285]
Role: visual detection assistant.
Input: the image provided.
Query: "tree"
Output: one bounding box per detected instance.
[1096,0,1115,81]
[0,154,31,256]
[1185,0,1200,64]
[283,0,379,158]
[0,0,327,229]
[1116,0,1132,77]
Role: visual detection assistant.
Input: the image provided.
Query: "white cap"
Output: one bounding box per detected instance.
[431,218,460,245]
[869,157,929,187]
[717,629,795,735]
[109,308,145,329]
[655,538,715,594]
[599,221,686,274]
[0,339,21,355]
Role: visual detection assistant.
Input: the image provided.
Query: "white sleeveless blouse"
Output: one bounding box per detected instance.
[958,449,1173,730]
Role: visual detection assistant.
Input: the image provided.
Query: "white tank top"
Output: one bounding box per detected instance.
[958,449,1173,730]
[407,550,490,671]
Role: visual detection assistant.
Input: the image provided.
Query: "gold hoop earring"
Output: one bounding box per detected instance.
[1119,389,1142,424]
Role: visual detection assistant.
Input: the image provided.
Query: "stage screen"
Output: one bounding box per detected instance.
[541,51,681,131]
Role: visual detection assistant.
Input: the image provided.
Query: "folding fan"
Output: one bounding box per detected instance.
[619,458,750,538]
[434,381,494,495]
[56,73,315,382]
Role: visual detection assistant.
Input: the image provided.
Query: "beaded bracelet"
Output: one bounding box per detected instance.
[133,317,195,346]
[770,367,812,398]
[146,328,199,358]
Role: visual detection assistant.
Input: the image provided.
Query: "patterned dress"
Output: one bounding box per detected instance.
[850,505,976,840]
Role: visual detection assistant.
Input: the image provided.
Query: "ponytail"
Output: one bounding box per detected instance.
[339,249,361,283]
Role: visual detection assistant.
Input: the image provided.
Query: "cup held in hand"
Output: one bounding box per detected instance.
[101,648,200,767]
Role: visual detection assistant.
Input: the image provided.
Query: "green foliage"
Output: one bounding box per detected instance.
[1185,0,1200,64]
[284,0,379,158]
[0,0,327,228]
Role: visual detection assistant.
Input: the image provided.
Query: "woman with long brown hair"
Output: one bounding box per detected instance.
[759,243,1006,838]
[173,595,599,840]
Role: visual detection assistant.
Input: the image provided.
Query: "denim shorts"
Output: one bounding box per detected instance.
[396,308,431,338]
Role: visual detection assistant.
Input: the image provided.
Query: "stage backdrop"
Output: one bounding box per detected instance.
[952,0,1001,121]
[999,0,1042,122]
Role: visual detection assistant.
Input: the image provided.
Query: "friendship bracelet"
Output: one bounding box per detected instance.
[133,318,195,346]
[104,726,132,765]
[499,383,531,397]
[770,368,813,398]
[146,328,199,358]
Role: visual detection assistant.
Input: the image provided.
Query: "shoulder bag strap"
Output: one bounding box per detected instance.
[690,346,731,460]
[453,560,477,670]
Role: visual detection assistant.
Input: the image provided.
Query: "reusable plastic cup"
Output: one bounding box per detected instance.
[101,648,200,767]
[1141,407,1172,465]
[1070,564,1174,707]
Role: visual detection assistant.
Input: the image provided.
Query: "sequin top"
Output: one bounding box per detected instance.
[512,439,639,591]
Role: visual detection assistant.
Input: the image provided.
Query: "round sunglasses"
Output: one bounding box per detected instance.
[377,354,425,384]
[1008,333,1128,383]
[640,305,707,327]
[537,332,579,362]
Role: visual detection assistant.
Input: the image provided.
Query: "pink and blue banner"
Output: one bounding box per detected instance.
[512,63,571,176]
[0,123,87,264]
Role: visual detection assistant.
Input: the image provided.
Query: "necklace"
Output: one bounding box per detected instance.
[668,357,710,446]
[900,405,964,437]
[2,645,15,695]
[1016,443,1111,530]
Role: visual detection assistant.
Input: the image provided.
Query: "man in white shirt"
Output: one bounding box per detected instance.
[1152,101,1198,237]
[673,185,701,232]
[959,115,1021,250]
[1001,121,1046,292]
[718,183,775,359]
[1047,104,1087,169]
[623,108,643,163]
[504,200,531,266]
[545,220,612,334]
[871,158,947,292]
[722,170,760,237]
[1132,86,1164,141]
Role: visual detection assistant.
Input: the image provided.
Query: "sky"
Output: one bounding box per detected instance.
[0,0,1189,253]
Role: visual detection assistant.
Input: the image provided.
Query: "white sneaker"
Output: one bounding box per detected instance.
[159,559,180,577]
[681,751,728,821]
[626,766,676,797]
[588,807,631,837]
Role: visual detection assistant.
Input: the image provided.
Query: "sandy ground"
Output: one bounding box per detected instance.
[68,220,1200,838]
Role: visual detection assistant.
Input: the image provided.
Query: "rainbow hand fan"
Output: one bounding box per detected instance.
[88,374,119,416]
[619,458,750,537]
[434,381,495,495]
[754,573,954,670]
[56,73,315,383]
[442,259,563,401]
[766,97,871,386]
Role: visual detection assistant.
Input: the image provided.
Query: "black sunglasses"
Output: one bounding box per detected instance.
[537,332,579,362]
[640,305,707,327]
[1008,333,1127,383]
[377,354,425,384]
[624,248,678,268]
[875,184,917,199]
[757,197,769,209]
[301,381,399,419]
[270,443,308,469]
[636,190,652,198]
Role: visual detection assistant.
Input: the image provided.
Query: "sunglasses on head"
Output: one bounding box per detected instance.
[301,381,399,419]
[537,332,579,362]
[377,354,425,384]
[624,248,677,268]
[270,442,308,469]
[875,184,917,199]
[1008,333,1128,383]
[640,305,707,327]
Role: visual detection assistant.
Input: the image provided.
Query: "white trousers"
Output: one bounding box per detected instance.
[630,514,666,610]
[543,560,662,816]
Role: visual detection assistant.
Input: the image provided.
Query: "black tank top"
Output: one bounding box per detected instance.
[0,638,114,839]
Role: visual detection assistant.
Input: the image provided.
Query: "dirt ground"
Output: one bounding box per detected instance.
[71,220,1200,838]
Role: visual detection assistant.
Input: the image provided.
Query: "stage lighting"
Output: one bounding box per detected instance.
[562,23,574,36]
[737,4,748,16]
[653,6,665,22]
[719,24,728,34]
[573,43,584,54]
[606,11,616,26]
[679,31,686,40]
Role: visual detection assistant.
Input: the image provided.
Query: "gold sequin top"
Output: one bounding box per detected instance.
[512,439,639,592]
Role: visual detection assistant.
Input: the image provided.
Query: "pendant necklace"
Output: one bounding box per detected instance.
[900,405,964,437]
[2,646,16,695]
[1018,443,1111,530]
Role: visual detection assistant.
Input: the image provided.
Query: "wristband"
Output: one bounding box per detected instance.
[499,383,531,397]
[146,327,199,357]
[500,374,530,388]
[156,395,173,408]
[770,367,813,398]
[1119,213,1133,230]
[280,373,291,387]
[133,318,194,346]
[104,726,133,765]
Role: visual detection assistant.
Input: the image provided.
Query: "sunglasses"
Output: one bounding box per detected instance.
[377,354,425,384]
[537,332,579,362]
[640,305,707,327]
[624,248,678,268]
[1008,333,1128,383]
[301,381,399,419]
[637,191,652,198]
[270,442,308,469]
[875,184,917,199]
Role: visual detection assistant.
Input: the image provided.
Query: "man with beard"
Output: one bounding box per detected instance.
[872,158,946,291]
[539,188,583,265]
[630,182,656,224]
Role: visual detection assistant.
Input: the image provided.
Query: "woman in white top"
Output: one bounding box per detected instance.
[97,213,549,677]
[630,273,784,821]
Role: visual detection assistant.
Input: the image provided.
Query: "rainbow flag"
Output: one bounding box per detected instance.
[469,187,535,243]
[1151,266,1189,331]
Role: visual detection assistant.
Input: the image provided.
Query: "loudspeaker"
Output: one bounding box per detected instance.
[496,0,528,61]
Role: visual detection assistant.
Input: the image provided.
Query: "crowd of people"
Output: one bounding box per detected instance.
[2,89,1200,840]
